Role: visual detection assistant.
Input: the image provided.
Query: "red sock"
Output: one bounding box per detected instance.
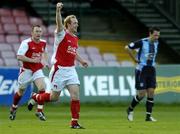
[32,93,37,101]
[37,92,50,112]
[37,90,45,112]
[71,100,80,121]
[12,92,22,111]
[36,93,51,103]
[38,90,45,105]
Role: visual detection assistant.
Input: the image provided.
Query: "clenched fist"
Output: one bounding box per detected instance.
[56,2,63,10]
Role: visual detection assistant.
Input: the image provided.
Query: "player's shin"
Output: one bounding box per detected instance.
[34,92,51,121]
[128,95,143,111]
[37,90,45,112]
[9,91,22,120]
[146,97,154,118]
[11,92,22,111]
[70,100,80,125]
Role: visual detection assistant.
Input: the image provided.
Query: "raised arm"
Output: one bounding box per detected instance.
[56,2,64,33]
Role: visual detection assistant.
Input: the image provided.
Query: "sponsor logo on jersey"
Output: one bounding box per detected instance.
[67,46,76,55]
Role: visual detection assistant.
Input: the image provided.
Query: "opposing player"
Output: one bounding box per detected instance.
[125,26,160,122]
[28,2,88,128]
[9,25,49,121]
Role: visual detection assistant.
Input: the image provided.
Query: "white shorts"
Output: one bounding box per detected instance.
[49,65,80,92]
[18,68,45,89]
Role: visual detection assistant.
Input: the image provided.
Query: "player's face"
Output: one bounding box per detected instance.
[69,18,78,33]
[150,30,160,41]
[32,27,42,41]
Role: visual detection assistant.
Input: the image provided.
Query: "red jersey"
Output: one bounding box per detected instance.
[17,38,47,72]
[52,30,78,67]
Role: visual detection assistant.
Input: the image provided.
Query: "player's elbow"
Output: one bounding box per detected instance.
[125,45,129,50]
[55,27,64,33]
[17,55,23,61]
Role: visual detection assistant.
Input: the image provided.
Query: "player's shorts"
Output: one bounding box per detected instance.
[49,65,80,92]
[135,66,156,90]
[18,68,45,89]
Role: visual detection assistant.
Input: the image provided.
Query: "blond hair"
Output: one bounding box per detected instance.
[64,15,76,29]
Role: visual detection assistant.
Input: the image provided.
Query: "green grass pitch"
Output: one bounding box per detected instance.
[0,103,179,134]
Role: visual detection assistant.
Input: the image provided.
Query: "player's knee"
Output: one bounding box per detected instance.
[50,92,59,101]
[37,84,45,91]
[138,92,146,98]
[147,88,155,97]
[18,88,25,96]
[38,88,45,92]
[18,83,27,90]
[71,93,79,100]
[147,94,154,98]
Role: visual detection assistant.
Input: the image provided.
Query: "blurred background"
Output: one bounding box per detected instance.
[0,0,180,105]
[0,1,180,132]
[0,0,180,67]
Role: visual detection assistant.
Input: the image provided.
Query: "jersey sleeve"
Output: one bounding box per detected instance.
[17,40,29,56]
[40,39,48,53]
[44,43,48,53]
[45,47,48,53]
[128,40,142,49]
[54,29,65,47]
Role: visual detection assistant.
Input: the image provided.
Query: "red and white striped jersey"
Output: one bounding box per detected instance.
[17,38,47,72]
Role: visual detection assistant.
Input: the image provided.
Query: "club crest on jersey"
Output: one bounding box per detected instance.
[53,84,58,89]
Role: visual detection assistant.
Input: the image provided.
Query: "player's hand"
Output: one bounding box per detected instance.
[32,57,41,63]
[44,64,51,70]
[135,59,140,64]
[81,61,88,68]
[42,62,51,70]
[56,2,63,10]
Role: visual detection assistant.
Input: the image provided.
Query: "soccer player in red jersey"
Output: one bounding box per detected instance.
[28,2,88,128]
[9,25,49,121]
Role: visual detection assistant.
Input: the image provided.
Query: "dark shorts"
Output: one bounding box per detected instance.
[135,66,156,90]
